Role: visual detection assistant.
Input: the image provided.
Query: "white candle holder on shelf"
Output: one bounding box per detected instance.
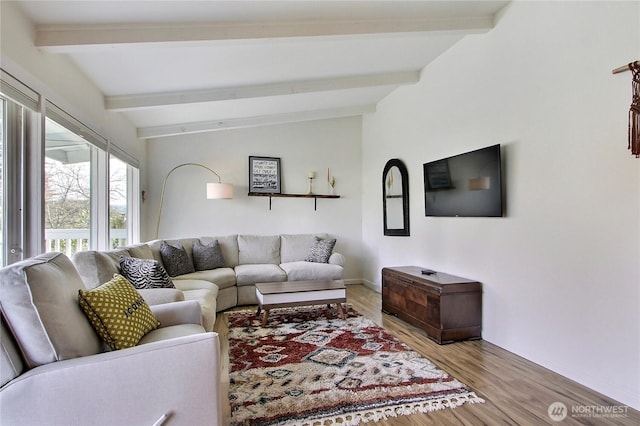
[307,171,315,194]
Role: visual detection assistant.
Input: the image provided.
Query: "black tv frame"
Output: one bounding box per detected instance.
[423,144,503,218]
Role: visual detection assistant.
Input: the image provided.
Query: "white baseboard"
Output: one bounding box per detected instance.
[345,279,380,293]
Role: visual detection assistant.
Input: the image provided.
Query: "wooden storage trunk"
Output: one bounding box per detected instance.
[382,266,482,344]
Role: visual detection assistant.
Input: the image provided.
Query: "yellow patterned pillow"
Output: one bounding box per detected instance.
[78,274,160,350]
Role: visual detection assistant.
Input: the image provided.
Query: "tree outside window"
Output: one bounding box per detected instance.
[109,156,128,248]
[44,117,93,254]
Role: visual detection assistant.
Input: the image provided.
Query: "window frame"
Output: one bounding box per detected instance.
[1,70,140,264]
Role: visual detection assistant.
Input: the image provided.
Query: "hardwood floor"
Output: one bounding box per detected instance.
[214,284,639,425]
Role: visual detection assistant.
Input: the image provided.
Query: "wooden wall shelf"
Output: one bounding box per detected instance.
[248,192,340,210]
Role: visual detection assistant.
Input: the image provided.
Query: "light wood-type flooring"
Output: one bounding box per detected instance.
[214,284,639,425]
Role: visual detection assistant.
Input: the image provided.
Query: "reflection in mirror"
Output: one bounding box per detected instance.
[385,167,404,229]
[383,159,410,236]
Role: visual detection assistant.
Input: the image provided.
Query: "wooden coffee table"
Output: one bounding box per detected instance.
[255,280,346,326]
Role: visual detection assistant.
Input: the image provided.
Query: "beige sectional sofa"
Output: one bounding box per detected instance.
[1,233,342,425]
[73,233,344,332]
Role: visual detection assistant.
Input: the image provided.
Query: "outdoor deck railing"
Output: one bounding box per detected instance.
[45,229,128,257]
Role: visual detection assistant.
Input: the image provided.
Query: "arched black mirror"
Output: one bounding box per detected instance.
[383,159,410,236]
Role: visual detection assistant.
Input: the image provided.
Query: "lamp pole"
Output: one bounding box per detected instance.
[155,163,230,238]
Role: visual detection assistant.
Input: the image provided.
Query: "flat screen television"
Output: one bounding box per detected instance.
[423,144,503,217]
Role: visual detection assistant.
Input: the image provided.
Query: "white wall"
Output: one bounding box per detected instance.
[144,117,363,281]
[0,1,140,161]
[362,1,639,410]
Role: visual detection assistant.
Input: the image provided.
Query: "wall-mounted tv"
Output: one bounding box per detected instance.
[424,144,503,217]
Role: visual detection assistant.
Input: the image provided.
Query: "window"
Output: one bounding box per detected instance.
[44,117,94,256]
[109,155,127,248]
[1,71,140,264]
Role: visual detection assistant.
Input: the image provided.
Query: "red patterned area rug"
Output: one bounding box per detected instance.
[226,305,484,426]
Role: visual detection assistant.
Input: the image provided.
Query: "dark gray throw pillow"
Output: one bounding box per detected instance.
[305,237,337,263]
[159,242,195,277]
[192,240,225,271]
[119,256,175,289]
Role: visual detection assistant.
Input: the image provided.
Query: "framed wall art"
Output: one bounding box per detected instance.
[249,156,281,193]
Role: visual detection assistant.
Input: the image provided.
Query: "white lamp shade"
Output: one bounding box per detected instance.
[206,182,233,199]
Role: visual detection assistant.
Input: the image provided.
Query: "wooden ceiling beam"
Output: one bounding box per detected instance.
[106,71,419,111]
[137,105,376,139]
[35,17,494,52]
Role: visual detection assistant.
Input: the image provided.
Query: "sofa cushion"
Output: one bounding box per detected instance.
[280,233,328,263]
[235,264,287,286]
[328,252,346,267]
[172,279,218,293]
[138,324,205,345]
[0,252,102,368]
[160,242,195,277]
[173,267,237,290]
[305,237,337,263]
[200,235,239,267]
[172,281,219,332]
[120,257,175,289]
[72,249,131,289]
[78,274,160,350]
[280,261,344,282]
[238,235,280,265]
[1,317,24,387]
[138,288,185,305]
[192,240,225,270]
[124,243,154,260]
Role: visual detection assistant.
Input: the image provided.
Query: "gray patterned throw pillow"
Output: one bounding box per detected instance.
[305,237,337,263]
[119,257,175,289]
[159,242,195,277]
[192,240,225,271]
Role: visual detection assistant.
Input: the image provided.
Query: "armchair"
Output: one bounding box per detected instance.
[0,252,222,426]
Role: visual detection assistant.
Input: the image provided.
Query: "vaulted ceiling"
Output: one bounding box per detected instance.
[15,1,509,139]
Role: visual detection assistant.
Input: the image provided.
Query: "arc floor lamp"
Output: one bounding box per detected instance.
[155,162,233,238]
